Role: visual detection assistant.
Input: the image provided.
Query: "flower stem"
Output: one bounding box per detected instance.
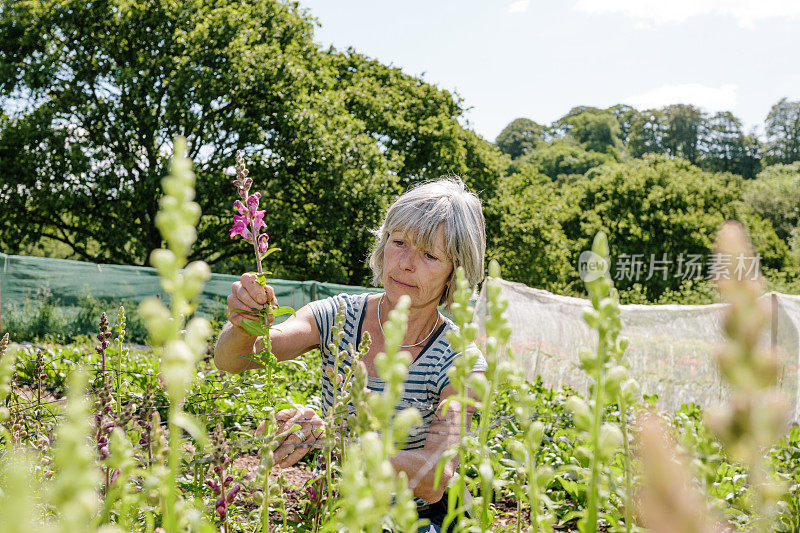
[249,218,263,275]
[163,404,181,532]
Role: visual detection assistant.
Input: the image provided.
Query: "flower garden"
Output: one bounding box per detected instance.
[1,142,800,533]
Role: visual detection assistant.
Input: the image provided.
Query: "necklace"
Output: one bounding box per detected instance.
[377,293,440,348]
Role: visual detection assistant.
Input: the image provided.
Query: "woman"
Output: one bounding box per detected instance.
[214,178,487,532]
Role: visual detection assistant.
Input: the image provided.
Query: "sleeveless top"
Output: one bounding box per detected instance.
[308,292,488,451]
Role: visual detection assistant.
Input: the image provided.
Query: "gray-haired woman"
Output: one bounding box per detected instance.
[214,178,487,532]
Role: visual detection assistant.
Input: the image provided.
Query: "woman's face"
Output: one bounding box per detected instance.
[383,224,454,310]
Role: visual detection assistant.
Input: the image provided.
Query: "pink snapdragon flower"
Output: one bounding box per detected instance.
[229,151,270,274]
[229,219,251,240]
[247,193,261,215]
[252,210,266,231]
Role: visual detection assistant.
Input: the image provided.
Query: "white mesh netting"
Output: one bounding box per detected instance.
[475,279,800,418]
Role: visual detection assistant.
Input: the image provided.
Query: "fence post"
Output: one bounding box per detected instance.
[310,281,318,303]
[771,292,778,354]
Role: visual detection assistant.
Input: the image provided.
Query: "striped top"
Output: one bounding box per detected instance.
[309,292,487,451]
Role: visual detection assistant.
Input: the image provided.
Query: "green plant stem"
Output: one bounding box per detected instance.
[618,401,633,533]
[115,338,122,416]
[250,219,264,275]
[528,459,538,532]
[586,353,605,533]
[164,404,181,532]
[261,464,271,533]
[478,381,496,531]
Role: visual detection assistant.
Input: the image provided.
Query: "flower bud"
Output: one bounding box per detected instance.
[507,440,527,463]
[468,373,489,401]
[605,365,628,396]
[598,423,623,459]
[565,396,591,431]
[592,231,609,258]
[478,462,494,486]
[226,483,241,503]
[621,379,640,405]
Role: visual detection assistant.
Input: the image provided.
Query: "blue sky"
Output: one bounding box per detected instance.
[298,0,800,142]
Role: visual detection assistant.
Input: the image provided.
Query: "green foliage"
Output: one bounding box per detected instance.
[743,162,800,243]
[496,118,546,159]
[516,138,615,183]
[0,289,149,345]
[765,98,800,165]
[555,107,623,156]
[562,154,791,300]
[0,0,505,286]
[485,173,576,293]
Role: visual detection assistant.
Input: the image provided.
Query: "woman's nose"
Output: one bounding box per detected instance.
[398,248,416,271]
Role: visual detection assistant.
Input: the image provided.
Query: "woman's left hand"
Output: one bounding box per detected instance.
[271,406,324,468]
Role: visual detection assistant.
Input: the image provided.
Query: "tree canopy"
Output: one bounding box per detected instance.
[561,155,790,299]
[0,0,505,285]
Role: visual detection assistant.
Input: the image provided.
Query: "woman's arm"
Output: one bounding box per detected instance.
[213,273,321,374]
[389,381,476,503]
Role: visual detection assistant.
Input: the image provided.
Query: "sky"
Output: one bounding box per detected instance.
[297,0,800,142]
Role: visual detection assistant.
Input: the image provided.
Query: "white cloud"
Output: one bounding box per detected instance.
[624,83,739,112]
[573,0,800,27]
[508,0,531,14]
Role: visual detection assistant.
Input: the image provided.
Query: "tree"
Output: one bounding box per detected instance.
[699,111,761,178]
[517,138,615,182]
[495,118,546,159]
[485,173,576,292]
[0,0,505,286]
[558,108,623,156]
[628,109,667,157]
[662,104,704,164]
[765,98,800,165]
[608,104,639,145]
[562,155,790,299]
[743,162,800,242]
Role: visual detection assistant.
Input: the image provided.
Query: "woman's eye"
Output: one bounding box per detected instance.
[393,240,405,246]
[425,253,438,261]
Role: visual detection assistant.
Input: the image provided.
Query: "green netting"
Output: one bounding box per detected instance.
[0,253,379,340]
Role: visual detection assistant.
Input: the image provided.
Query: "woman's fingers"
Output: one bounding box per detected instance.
[240,273,276,306]
[272,407,323,467]
[233,281,262,310]
[227,274,278,329]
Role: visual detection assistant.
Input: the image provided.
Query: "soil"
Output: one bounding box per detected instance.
[228,453,535,530]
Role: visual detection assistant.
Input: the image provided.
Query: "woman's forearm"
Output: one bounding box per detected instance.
[390,448,454,503]
[213,322,262,373]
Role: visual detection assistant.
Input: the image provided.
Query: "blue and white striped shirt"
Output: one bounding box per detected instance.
[309,292,487,451]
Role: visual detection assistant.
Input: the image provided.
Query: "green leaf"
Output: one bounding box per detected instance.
[269,306,295,318]
[261,247,281,260]
[240,318,270,337]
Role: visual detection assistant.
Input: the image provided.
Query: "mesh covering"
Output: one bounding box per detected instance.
[476,279,800,418]
[0,253,376,328]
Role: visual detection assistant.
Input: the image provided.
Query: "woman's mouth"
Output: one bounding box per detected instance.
[391,277,415,288]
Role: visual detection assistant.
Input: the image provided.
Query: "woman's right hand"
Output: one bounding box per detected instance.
[227,272,276,331]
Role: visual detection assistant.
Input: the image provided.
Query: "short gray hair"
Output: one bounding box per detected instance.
[369,177,486,309]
